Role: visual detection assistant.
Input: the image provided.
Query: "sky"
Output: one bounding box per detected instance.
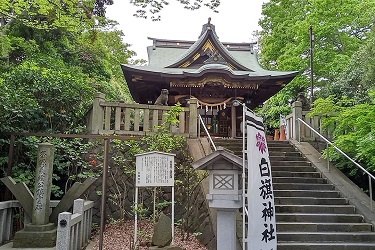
[106,0,267,61]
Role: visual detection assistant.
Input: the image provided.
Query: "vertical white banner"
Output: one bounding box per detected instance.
[280,114,288,139]
[246,111,277,250]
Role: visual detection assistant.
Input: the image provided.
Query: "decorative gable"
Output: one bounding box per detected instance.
[167,19,252,71]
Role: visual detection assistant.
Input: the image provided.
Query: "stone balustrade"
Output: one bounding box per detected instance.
[87,93,198,138]
[0,199,93,248]
[0,200,60,246]
[285,101,334,141]
[56,199,94,250]
[0,200,18,245]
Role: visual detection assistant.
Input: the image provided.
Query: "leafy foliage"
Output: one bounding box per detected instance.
[318,31,375,103]
[0,0,135,200]
[9,128,99,198]
[0,0,114,32]
[131,0,220,21]
[103,106,206,237]
[309,96,375,177]
[257,0,375,127]
[256,91,292,133]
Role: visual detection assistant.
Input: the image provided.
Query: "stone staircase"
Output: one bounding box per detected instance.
[212,138,375,250]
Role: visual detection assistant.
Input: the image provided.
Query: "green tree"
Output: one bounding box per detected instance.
[131,0,220,21]
[257,0,375,127]
[309,95,375,177]
[0,0,115,33]
[0,0,135,200]
[319,30,375,103]
[260,0,374,85]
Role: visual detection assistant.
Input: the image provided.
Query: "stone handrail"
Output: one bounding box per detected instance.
[0,200,60,246]
[285,101,333,141]
[87,93,198,138]
[0,200,19,245]
[56,199,94,250]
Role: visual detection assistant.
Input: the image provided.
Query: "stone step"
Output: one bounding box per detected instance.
[268,146,296,152]
[272,160,311,166]
[276,213,364,223]
[277,231,375,242]
[214,138,375,249]
[273,171,321,178]
[270,155,307,161]
[277,242,375,250]
[275,197,348,205]
[276,204,356,214]
[273,177,327,184]
[274,190,341,198]
[273,183,335,190]
[268,151,302,157]
[267,141,291,145]
[213,139,291,146]
[271,165,316,172]
[277,222,373,232]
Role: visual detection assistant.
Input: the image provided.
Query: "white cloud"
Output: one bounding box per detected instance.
[106,0,266,60]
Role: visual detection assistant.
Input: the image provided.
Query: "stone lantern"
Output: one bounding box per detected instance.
[192,146,243,250]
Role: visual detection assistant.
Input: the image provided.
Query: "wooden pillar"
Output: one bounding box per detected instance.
[189,98,198,138]
[231,105,236,138]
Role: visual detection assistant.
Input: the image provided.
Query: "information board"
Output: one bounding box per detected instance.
[135,151,175,187]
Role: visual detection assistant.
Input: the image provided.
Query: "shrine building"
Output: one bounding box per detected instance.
[121,18,298,137]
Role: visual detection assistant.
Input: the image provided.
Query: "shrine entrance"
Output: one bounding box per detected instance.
[199,107,232,137]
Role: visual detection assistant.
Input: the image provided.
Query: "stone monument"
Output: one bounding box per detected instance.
[13,143,57,248]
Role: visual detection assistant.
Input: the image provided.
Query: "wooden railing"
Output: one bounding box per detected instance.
[87,93,198,138]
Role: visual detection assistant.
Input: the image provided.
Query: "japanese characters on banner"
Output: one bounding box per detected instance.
[245,111,277,250]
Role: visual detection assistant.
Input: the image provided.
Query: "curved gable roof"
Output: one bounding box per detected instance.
[166,29,252,71]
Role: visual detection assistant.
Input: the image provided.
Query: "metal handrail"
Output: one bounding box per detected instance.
[198,114,217,151]
[298,118,375,211]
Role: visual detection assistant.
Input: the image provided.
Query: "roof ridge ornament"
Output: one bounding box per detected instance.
[199,17,218,38]
[204,51,227,65]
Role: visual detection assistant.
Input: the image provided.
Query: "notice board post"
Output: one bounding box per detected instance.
[134,151,176,246]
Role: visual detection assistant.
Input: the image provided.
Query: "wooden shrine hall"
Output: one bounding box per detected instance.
[121,18,298,137]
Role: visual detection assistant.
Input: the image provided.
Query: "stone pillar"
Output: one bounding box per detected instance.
[217,209,237,250]
[13,143,57,248]
[292,101,302,140]
[90,92,105,134]
[189,98,198,138]
[33,143,54,225]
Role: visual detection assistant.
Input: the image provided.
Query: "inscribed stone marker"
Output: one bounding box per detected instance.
[32,142,54,225]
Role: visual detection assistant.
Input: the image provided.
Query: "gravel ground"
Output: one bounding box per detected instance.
[88,220,208,250]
